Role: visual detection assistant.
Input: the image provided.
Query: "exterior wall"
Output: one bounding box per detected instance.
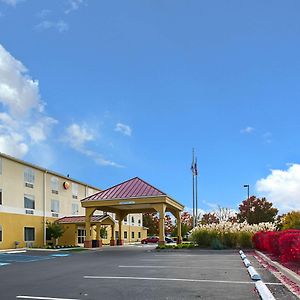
[0,213,57,249]
[0,153,100,249]
[58,224,77,246]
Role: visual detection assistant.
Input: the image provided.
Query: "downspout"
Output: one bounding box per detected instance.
[43,170,48,246]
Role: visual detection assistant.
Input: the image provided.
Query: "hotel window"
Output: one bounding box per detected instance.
[24,167,35,188]
[51,199,59,213]
[72,203,79,215]
[24,227,35,241]
[131,216,135,224]
[24,194,35,209]
[124,231,127,239]
[0,225,2,242]
[131,231,135,239]
[138,219,141,226]
[115,231,119,239]
[138,232,141,239]
[0,189,2,205]
[124,216,127,224]
[51,177,59,194]
[72,183,78,199]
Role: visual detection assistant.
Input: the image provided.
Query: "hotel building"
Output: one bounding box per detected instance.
[0,152,146,249]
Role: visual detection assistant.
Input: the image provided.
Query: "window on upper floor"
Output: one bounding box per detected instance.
[138,219,141,226]
[131,216,135,224]
[72,203,79,215]
[124,231,127,239]
[72,183,78,199]
[24,227,35,241]
[51,199,60,213]
[0,189,2,205]
[138,232,141,239]
[24,194,35,210]
[0,225,2,242]
[24,167,35,188]
[131,231,135,239]
[51,177,59,194]
[124,216,127,223]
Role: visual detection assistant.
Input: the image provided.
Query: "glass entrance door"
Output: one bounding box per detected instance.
[77,228,86,246]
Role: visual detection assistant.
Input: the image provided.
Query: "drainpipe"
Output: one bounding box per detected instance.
[43,170,48,246]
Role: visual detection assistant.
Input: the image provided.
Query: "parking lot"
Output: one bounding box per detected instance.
[0,246,297,300]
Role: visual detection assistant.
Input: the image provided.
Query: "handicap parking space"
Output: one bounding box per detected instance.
[0,247,297,300]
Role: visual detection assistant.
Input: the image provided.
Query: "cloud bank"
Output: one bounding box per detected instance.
[256,164,300,213]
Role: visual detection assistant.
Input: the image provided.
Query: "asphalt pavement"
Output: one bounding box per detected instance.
[0,245,297,300]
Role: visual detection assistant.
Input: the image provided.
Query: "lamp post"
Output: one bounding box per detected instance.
[243,184,250,200]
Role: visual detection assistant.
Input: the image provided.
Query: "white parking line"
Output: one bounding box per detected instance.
[154,254,238,257]
[140,259,240,262]
[84,276,283,286]
[119,265,246,270]
[16,296,80,300]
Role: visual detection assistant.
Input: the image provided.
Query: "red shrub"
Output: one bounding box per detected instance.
[253,229,300,264]
[278,232,300,263]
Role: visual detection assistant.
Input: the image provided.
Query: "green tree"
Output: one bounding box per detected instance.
[142,213,159,235]
[46,222,65,245]
[200,212,219,225]
[172,211,193,237]
[237,196,278,224]
[281,211,300,229]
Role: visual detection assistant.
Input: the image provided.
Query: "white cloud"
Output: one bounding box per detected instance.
[1,0,24,6]
[115,122,132,136]
[256,164,300,213]
[65,0,85,14]
[240,126,254,134]
[65,123,122,168]
[0,44,57,158]
[35,20,69,33]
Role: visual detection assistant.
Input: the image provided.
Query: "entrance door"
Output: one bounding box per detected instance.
[77,228,86,246]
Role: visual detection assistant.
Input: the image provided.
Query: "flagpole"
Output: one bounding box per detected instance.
[192,149,195,228]
[195,157,198,226]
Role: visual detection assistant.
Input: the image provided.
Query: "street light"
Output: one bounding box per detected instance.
[243,184,250,200]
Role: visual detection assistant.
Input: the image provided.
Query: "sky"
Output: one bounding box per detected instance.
[0,0,300,215]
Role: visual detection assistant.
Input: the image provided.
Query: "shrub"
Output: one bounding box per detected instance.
[238,232,253,249]
[211,238,224,250]
[282,211,300,230]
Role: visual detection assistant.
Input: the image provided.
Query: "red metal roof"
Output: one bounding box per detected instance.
[58,215,113,224]
[81,177,166,202]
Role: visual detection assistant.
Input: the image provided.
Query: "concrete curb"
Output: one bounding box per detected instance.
[255,280,276,300]
[0,248,26,253]
[255,250,300,287]
[248,266,262,280]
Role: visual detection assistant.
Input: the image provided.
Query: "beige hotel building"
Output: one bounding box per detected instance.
[0,152,147,249]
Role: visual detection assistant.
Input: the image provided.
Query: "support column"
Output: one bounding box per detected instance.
[95,224,102,247]
[153,204,166,245]
[110,223,116,246]
[116,211,127,246]
[175,211,182,244]
[84,207,95,248]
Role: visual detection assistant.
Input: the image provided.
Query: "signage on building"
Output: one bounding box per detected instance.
[119,201,135,205]
[63,181,70,189]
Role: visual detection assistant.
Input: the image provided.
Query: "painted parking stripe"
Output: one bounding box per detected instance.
[154,254,238,257]
[84,276,283,286]
[140,259,240,262]
[119,265,246,270]
[51,254,70,257]
[0,262,10,266]
[16,296,80,300]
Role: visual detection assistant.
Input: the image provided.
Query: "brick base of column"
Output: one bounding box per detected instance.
[110,239,116,246]
[117,239,124,246]
[97,240,103,247]
[158,240,165,246]
[84,240,92,248]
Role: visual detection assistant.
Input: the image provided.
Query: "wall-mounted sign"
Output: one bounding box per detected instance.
[63,181,70,190]
[119,201,135,205]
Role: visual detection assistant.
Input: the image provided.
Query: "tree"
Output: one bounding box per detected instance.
[237,196,278,224]
[172,211,193,237]
[215,206,237,222]
[200,212,219,224]
[281,211,300,229]
[46,222,65,245]
[142,213,159,235]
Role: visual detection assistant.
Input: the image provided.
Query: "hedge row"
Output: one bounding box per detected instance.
[191,230,253,249]
[252,229,300,263]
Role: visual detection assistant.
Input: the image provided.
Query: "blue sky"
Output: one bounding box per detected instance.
[0,0,300,214]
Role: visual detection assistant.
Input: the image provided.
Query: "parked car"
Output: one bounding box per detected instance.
[141,236,176,244]
[141,236,159,244]
[165,237,175,243]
